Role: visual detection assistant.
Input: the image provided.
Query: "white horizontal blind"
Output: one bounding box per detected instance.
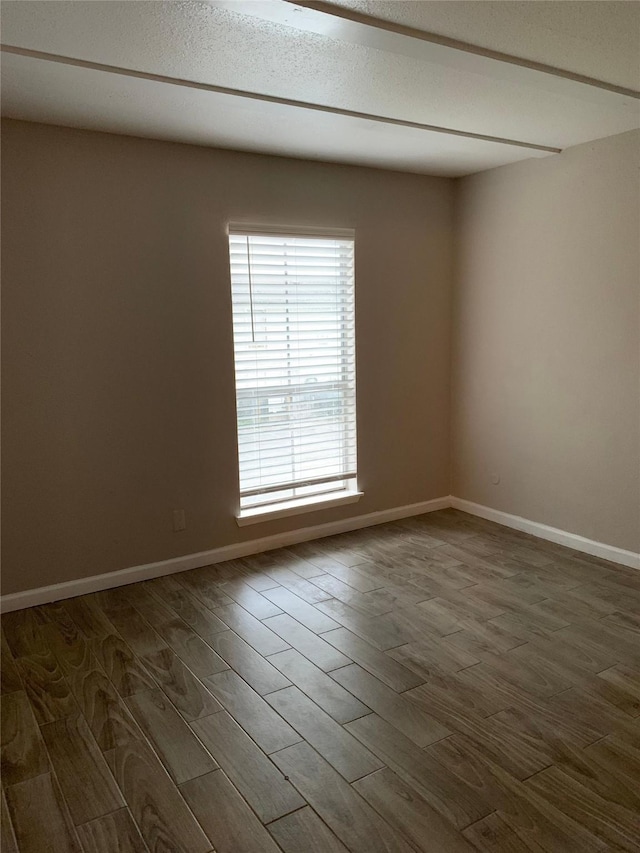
[229,228,357,510]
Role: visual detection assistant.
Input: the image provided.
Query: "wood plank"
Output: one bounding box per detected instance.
[314,538,371,568]
[595,664,640,716]
[529,588,616,623]
[321,627,424,690]
[442,620,526,660]
[507,639,620,703]
[1,788,18,853]
[0,631,22,694]
[458,665,603,747]
[485,703,626,801]
[149,576,229,639]
[40,714,124,825]
[386,637,480,678]
[177,570,234,611]
[180,770,281,853]
[462,813,533,852]
[366,577,433,610]
[408,665,509,718]
[105,736,211,853]
[133,595,229,679]
[42,606,90,671]
[556,619,640,668]
[2,609,49,658]
[316,600,415,650]
[264,566,333,604]
[309,575,394,616]
[526,630,622,678]
[324,560,389,592]
[547,687,640,748]
[263,613,352,671]
[267,649,369,722]
[354,767,475,852]
[586,735,640,790]
[418,595,500,634]
[95,588,138,616]
[331,664,449,746]
[525,764,640,851]
[1,691,49,787]
[141,647,222,721]
[503,711,640,813]
[237,556,282,590]
[204,670,301,754]
[488,608,571,643]
[59,646,140,751]
[213,603,290,655]
[76,809,147,853]
[429,732,551,817]
[195,558,248,584]
[396,560,474,593]
[434,734,610,852]
[216,579,283,619]
[568,582,640,614]
[125,688,218,783]
[97,605,166,658]
[5,773,82,853]
[262,587,340,632]
[207,631,290,695]
[466,579,547,612]
[16,650,77,724]
[271,741,415,853]
[602,610,640,635]
[290,544,385,591]
[266,686,382,781]
[279,549,328,579]
[405,684,552,779]
[64,597,116,641]
[346,714,492,829]
[91,634,156,697]
[268,806,349,853]
[190,711,304,823]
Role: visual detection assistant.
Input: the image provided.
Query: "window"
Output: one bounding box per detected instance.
[228,225,359,523]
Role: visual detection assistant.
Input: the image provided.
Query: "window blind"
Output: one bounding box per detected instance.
[228,228,357,511]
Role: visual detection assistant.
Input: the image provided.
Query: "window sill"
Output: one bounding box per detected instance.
[236,490,363,527]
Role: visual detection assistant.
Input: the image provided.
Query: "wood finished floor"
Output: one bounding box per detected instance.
[2,508,640,853]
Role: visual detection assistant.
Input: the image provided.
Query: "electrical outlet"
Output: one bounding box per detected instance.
[173,509,186,531]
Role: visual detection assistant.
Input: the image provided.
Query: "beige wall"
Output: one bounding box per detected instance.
[1,119,454,595]
[452,130,640,553]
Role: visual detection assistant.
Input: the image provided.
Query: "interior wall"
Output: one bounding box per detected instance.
[452,129,640,553]
[1,119,454,596]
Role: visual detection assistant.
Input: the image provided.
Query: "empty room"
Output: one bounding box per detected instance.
[1,1,639,851]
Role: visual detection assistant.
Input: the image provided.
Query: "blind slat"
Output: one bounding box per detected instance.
[241,472,356,498]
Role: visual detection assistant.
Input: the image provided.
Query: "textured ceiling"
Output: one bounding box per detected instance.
[1,0,638,176]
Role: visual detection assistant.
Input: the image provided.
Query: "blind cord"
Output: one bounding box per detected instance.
[246,235,256,344]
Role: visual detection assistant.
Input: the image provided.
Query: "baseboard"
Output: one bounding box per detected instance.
[0,496,450,613]
[4,493,636,612]
[450,496,640,570]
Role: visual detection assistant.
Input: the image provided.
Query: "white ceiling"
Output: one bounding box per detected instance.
[1,1,638,177]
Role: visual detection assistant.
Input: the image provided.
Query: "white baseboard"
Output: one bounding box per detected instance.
[3,494,637,613]
[0,496,450,613]
[450,497,640,570]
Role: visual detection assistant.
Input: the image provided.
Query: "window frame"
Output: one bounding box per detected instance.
[227,223,362,525]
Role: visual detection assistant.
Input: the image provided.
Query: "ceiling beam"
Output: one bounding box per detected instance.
[0,45,562,153]
[289,0,640,100]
